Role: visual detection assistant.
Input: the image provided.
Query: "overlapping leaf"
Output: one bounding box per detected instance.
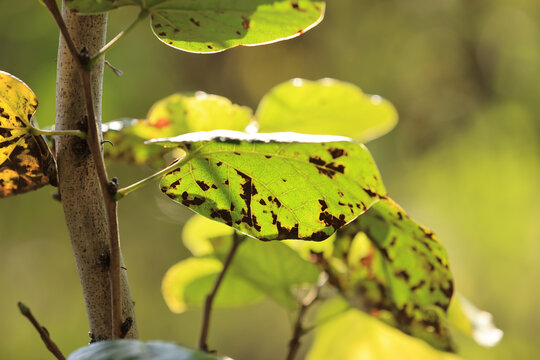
[256,78,398,142]
[0,71,55,197]
[68,340,230,360]
[307,298,460,360]
[66,0,325,53]
[163,214,321,311]
[162,256,264,313]
[103,92,252,167]
[151,130,386,241]
[323,197,454,351]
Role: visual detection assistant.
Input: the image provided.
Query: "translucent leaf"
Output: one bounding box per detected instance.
[448,294,503,347]
[67,340,231,360]
[179,215,321,309]
[326,197,454,351]
[162,257,264,313]
[102,92,251,167]
[0,71,55,197]
[66,1,325,53]
[151,130,386,241]
[256,78,398,142]
[307,298,460,360]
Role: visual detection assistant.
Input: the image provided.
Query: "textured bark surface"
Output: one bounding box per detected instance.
[55,3,137,340]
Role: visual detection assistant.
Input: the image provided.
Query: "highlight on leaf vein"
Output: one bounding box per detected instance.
[153,130,386,241]
[0,71,56,198]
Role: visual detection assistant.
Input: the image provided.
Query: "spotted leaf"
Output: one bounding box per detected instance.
[103,92,252,167]
[324,197,454,351]
[0,71,55,198]
[256,78,398,142]
[66,0,325,53]
[150,130,386,241]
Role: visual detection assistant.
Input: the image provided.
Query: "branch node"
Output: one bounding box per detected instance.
[108,177,119,196]
[120,317,133,339]
[79,46,91,69]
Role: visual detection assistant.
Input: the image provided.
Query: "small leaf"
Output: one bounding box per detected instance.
[256,78,398,142]
[151,130,386,241]
[67,340,231,360]
[102,92,252,167]
[326,197,454,351]
[0,71,55,197]
[307,298,460,360]
[162,257,264,313]
[67,1,325,53]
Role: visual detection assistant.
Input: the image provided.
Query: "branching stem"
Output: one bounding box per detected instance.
[199,232,243,352]
[43,0,124,339]
[89,9,149,69]
[285,273,327,360]
[18,302,66,360]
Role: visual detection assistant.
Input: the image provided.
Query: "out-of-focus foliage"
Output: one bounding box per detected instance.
[0,0,538,359]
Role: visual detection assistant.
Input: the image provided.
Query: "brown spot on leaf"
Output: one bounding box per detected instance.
[210,209,232,226]
[181,191,205,206]
[190,18,200,26]
[319,211,346,229]
[318,199,328,211]
[196,180,210,191]
[276,221,299,240]
[241,16,250,30]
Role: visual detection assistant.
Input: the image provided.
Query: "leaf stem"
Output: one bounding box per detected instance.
[285,273,327,360]
[114,151,193,201]
[89,9,149,69]
[199,232,243,352]
[18,302,66,360]
[30,126,86,139]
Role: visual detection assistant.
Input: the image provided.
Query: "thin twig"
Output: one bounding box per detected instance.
[199,232,242,352]
[285,273,327,360]
[43,0,123,339]
[18,302,66,360]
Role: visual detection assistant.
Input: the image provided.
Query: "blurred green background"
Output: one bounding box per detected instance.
[1,0,539,359]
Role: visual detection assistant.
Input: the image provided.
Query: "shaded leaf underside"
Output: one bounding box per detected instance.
[326,198,454,351]
[0,71,53,197]
[155,131,386,241]
[66,0,325,53]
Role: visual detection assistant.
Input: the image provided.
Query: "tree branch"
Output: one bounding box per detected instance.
[18,302,66,360]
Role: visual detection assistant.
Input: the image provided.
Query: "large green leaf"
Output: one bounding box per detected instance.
[0,71,55,197]
[67,340,230,360]
[103,92,252,167]
[325,197,454,351]
[256,78,398,142]
[66,1,325,53]
[307,298,460,360]
[162,256,264,313]
[178,214,321,309]
[151,130,386,241]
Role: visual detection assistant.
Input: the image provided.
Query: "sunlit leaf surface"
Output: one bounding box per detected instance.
[103,92,252,167]
[162,256,264,313]
[324,197,454,351]
[152,130,386,241]
[307,298,460,360]
[0,71,55,197]
[67,340,230,360]
[256,78,398,142]
[66,0,325,53]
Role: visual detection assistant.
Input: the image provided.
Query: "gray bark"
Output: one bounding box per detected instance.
[54,2,137,340]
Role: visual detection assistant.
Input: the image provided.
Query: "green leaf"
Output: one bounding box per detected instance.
[219,236,320,309]
[151,130,386,241]
[0,71,55,197]
[103,92,252,167]
[307,298,460,360]
[326,197,454,351]
[67,1,325,53]
[162,256,264,313]
[67,340,230,360]
[180,214,321,309]
[256,78,398,142]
